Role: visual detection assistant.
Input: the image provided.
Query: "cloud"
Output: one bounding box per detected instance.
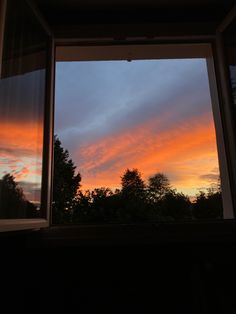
[55,59,211,153]
[75,112,219,195]
[55,58,220,196]
[199,173,219,183]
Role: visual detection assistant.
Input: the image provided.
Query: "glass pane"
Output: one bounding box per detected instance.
[54,58,223,224]
[224,18,236,106]
[0,0,47,218]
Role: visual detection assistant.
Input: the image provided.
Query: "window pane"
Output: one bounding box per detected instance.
[222,17,236,215]
[224,18,236,106]
[0,0,47,218]
[54,58,223,224]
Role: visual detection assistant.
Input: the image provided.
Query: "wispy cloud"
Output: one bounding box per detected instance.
[55,59,220,196]
[75,112,218,195]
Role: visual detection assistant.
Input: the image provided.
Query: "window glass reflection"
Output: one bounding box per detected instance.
[0,0,47,218]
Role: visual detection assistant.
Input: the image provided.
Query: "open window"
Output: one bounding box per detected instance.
[0,0,236,233]
[53,43,233,224]
[0,0,54,231]
[215,5,236,217]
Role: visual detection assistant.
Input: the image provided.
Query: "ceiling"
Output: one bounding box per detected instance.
[35,0,234,9]
[34,0,235,38]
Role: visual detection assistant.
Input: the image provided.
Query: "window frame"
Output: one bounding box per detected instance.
[54,41,234,221]
[215,5,236,217]
[0,0,54,232]
[1,1,236,234]
[0,0,6,78]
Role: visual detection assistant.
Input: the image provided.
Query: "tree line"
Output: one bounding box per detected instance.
[0,136,223,221]
[52,136,223,224]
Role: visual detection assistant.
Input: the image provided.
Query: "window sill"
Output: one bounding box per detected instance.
[34,220,236,247]
[1,220,236,248]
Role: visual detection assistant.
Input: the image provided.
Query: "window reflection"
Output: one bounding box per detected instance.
[0,0,47,218]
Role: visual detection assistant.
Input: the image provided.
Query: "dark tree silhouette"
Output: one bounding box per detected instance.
[51,138,223,224]
[159,190,192,220]
[52,136,81,224]
[91,187,113,203]
[74,188,121,223]
[193,190,223,219]
[119,168,149,222]
[193,177,223,219]
[0,174,37,218]
[147,173,171,203]
[90,187,115,222]
[121,168,146,199]
[72,190,93,223]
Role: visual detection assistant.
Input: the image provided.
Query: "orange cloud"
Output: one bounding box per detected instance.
[76,113,220,196]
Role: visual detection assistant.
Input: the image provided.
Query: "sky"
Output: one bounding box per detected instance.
[55,58,221,197]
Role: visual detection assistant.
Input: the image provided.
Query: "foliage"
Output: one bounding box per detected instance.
[52,136,81,224]
[0,136,223,223]
[52,137,224,224]
[91,187,113,203]
[159,190,192,220]
[121,168,146,200]
[193,188,223,219]
[147,173,171,203]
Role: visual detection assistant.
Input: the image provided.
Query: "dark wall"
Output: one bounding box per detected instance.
[1,224,236,314]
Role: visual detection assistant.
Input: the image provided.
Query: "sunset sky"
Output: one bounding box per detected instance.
[0,58,221,207]
[55,58,220,197]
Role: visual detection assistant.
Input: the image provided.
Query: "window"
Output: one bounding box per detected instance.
[223,18,236,106]
[0,0,235,233]
[52,44,233,224]
[0,0,53,231]
[222,18,236,216]
[215,8,236,218]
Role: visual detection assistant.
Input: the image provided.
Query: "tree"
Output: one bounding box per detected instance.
[147,173,171,203]
[119,168,149,222]
[121,168,146,199]
[193,190,223,219]
[193,176,223,219]
[0,174,37,218]
[159,190,191,220]
[91,187,113,203]
[52,136,81,224]
[72,190,92,223]
[89,187,114,222]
